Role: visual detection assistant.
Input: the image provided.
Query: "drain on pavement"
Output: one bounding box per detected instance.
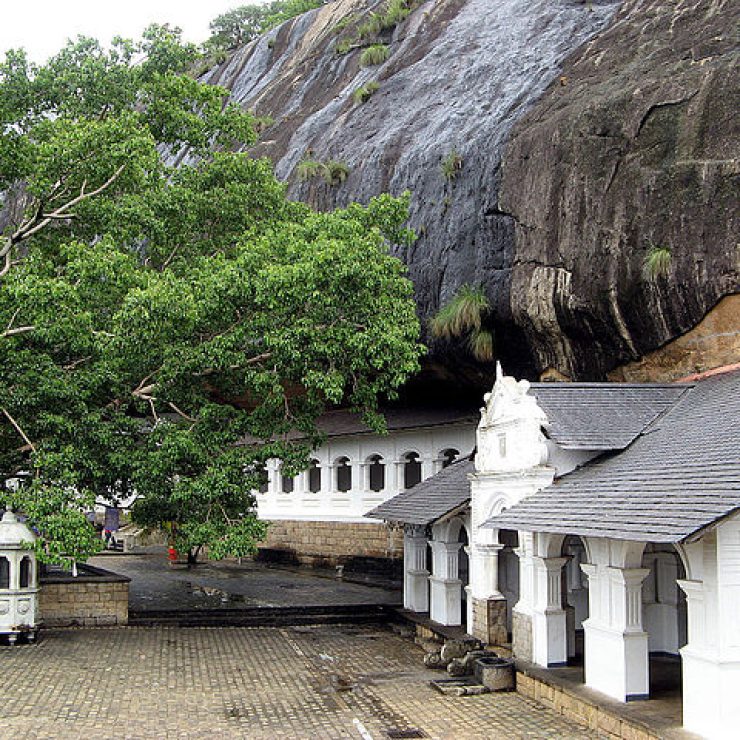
[429,677,490,696]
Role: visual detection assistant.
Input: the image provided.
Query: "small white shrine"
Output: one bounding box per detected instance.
[0,509,39,644]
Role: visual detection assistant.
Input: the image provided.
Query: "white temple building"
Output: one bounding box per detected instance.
[255,407,476,567]
[368,364,740,739]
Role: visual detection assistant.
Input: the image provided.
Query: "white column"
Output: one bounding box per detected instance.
[392,460,404,494]
[420,455,434,481]
[429,540,462,626]
[532,556,568,667]
[359,460,370,492]
[326,463,337,493]
[404,525,429,612]
[581,564,650,701]
[678,523,740,738]
[470,543,504,600]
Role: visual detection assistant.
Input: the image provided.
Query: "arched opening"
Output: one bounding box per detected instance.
[281,471,294,494]
[308,459,321,493]
[19,556,32,588]
[368,454,385,492]
[642,543,687,700]
[403,451,422,489]
[458,525,470,631]
[257,462,269,493]
[562,535,589,668]
[0,556,9,589]
[336,456,351,493]
[440,448,459,468]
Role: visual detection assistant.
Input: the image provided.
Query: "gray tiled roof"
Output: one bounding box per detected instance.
[489,369,740,542]
[365,458,475,525]
[240,406,477,445]
[529,383,688,449]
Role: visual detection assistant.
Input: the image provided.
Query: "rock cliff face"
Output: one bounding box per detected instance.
[207,0,736,382]
[86,2,740,384]
[206,0,627,382]
[500,0,739,379]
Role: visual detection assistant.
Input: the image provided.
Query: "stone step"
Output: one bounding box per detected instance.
[128,603,393,627]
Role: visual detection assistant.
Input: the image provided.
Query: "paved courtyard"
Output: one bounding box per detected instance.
[0,624,596,739]
[89,553,401,611]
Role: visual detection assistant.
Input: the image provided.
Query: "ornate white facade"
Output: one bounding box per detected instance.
[388,366,740,738]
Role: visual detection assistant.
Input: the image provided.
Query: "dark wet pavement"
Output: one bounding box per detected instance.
[89,552,402,612]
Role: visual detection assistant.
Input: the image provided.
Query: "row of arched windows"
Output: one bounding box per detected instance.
[277,448,459,494]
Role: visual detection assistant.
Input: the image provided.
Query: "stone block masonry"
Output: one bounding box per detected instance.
[472,596,508,646]
[259,519,403,570]
[512,611,533,662]
[38,564,129,627]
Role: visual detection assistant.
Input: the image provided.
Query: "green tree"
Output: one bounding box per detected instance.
[0,29,423,568]
[205,1,324,54]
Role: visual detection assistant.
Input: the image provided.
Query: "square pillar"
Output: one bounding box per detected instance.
[429,540,462,626]
[532,556,568,667]
[470,543,508,645]
[582,565,650,702]
[403,526,429,612]
[512,532,535,662]
[678,522,740,738]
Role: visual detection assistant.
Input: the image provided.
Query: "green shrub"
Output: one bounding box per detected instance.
[353,81,380,105]
[642,245,672,280]
[430,284,494,362]
[357,14,383,39]
[253,114,275,134]
[296,158,324,181]
[380,0,414,29]
[360,44,390,67]
[296,157,350,186]
[322,160,350,185]
[441,149,463,181]
[336,39,354,55]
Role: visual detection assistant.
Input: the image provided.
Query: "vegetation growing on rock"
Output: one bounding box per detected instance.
[360,44,390,67]
[353,81,380,105]
[430,285,494,362]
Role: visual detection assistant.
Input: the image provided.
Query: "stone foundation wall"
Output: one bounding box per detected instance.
[258,520,403,570]
[512,610,533,662]
[516,670,660,739]
[39,567,129,627]
[471,597,508,646]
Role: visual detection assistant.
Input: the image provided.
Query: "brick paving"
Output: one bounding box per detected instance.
[0,624,597,739]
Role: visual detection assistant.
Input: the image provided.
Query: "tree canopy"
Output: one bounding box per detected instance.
[0,27,423,568]
[205,1,324,55]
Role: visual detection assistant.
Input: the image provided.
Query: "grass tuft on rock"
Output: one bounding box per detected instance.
[360,44,390,67]
[353,81,380,105]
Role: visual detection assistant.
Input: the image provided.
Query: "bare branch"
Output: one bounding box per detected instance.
[168,402,197,423]
[0,164,128,282]
[1,407,36,453]
[63,355,92,370]
[4,307,21,332]
[0,251,11,278]
[1,325,35,339]
[17,164,125,242]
